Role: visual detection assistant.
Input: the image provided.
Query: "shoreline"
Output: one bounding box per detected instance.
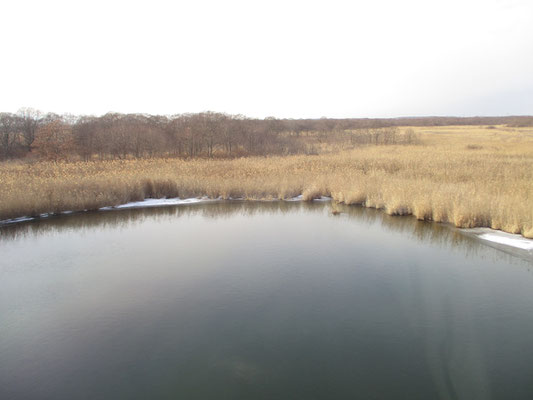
[3,130,532,241]
[0,195,331,225]
[1,196,532,255]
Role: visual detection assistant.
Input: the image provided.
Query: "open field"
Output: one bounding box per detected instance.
[1,125,532,237]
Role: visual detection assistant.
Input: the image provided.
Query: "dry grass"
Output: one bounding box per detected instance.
[1,125,532,237]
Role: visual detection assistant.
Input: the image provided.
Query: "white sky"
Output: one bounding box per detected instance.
[1,0,532,118]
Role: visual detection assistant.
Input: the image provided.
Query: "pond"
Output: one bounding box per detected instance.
[1,201,533,400]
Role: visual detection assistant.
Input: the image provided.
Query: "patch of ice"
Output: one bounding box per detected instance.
[282,195,332,202]
[285,195,303,202]
[0,216,35,225]
[478,232,533,251]
[101,197,209,210]
[1,195,333,227]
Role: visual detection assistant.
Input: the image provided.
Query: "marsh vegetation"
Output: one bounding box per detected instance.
[1,116,532,237]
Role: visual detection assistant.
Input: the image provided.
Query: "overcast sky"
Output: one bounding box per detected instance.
[1,0,532,118]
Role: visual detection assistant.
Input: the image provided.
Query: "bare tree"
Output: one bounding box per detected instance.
[16,108,42,152]
[34,120,74,160]
[0,113,20,159]
[73,116,99,161]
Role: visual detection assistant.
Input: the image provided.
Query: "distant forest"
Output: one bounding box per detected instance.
[1,110,532,161]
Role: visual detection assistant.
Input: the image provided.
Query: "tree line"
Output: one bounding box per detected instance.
[1,109,531,161]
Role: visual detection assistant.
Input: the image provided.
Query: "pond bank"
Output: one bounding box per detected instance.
[1,196,532,258]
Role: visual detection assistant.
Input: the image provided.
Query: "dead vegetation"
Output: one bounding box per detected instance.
[1,125,532,237]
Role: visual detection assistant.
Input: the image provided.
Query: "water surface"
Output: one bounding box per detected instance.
[1,202,533,400]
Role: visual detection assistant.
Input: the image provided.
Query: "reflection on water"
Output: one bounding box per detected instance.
[0,201,527,265]
[1,201,532,400]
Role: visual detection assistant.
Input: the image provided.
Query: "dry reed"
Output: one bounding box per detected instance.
[1,125,532,237]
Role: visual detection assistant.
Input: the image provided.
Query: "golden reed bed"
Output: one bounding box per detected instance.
[1,125,532,237]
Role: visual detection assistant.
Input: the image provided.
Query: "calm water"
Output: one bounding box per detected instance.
[1,202,533,400]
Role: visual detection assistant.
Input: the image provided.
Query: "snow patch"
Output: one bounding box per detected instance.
[100,197,209,210]
[478,232,533,251]
[0,195,333,227]
[285,195,303,202]
[0,216,35,225]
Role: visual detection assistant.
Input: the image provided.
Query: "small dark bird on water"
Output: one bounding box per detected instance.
[332,210,340,215]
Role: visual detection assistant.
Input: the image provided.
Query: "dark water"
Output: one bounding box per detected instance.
[1,202,533,400]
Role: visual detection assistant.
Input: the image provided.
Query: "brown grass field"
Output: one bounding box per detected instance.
[1,125,532,237]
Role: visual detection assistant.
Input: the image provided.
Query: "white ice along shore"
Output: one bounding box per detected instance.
[99,197,210,210]
[0,196,332,225]
[462,227,533,252]
[477,231,533,251]
[100,195,332,209]
[2,198,531,254]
